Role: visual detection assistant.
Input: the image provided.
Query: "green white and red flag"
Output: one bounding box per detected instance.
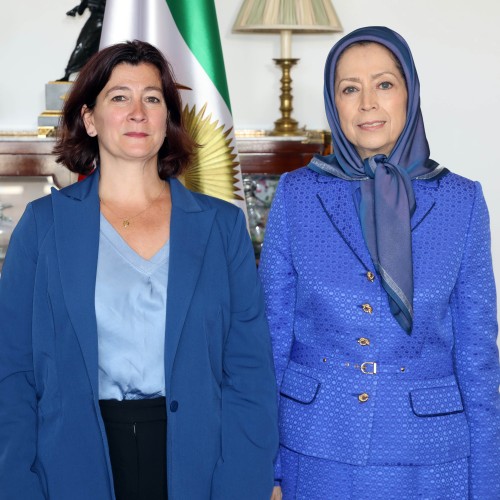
[99,0,245,209]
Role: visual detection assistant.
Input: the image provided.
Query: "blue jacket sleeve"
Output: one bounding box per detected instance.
[0,204,45,499]
[450,182,500,499]
[211,208,279,500]
[258,174,297,483]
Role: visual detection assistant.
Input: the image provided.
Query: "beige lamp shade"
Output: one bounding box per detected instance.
[233,0,343,34]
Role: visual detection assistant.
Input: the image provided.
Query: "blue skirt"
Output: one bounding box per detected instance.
[280,447,468,499]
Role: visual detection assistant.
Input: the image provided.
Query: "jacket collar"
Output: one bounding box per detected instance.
[315,175,437,271]
[59,169,203,212]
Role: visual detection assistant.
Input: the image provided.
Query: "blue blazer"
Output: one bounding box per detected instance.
[259,167,500,498]
[0,171,278,500]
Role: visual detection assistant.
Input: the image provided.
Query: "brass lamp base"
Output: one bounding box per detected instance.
[269,58,304,136]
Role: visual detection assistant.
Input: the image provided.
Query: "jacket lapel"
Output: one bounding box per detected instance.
[315,175,438,267]
[52,171,101,397]
[411,180,438,231]
[165,179,216,385]
[316,176,374,270]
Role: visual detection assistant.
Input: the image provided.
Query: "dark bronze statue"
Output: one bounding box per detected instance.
[59,0,106,81]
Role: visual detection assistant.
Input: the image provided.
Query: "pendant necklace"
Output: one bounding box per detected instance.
[99,182,166,228]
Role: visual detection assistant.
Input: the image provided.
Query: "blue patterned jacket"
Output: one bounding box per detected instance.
[259,166,500,498]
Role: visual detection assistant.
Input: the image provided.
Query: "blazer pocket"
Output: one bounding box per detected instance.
[280,368,320,404]
[410,384,464,417]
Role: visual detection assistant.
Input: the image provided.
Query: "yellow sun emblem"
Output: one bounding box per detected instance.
[179,103,243,201]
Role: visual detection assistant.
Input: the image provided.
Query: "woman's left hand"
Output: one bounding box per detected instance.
[271,486,283,500]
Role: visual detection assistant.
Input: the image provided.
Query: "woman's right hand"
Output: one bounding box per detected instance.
[271,486,283,500]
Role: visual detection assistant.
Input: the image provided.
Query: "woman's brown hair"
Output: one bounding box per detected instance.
[54,40,195,178]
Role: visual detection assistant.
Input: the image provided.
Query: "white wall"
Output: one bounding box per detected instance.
[1,0,499,319]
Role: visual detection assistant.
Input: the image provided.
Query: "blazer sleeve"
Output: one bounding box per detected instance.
[450,182,500,499]
[0,204,45,499]
[258,174,298,483]
[211,208,279,500]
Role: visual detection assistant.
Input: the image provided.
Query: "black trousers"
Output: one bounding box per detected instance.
[99,397,168,500]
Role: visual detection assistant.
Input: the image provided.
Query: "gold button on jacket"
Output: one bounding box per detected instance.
[362,303,373,314]
[358,393,369,403]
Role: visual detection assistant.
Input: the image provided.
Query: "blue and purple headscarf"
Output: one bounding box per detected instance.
[313,26,444,333]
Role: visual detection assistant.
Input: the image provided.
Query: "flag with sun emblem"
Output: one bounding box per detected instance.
[99,0,245,209]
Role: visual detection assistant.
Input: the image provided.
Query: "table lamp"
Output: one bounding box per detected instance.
[233,0,342,135]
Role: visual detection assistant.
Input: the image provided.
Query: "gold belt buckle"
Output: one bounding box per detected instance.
[360,361,377,375]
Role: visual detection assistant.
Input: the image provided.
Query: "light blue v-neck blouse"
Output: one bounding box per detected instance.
[95,214,169,400]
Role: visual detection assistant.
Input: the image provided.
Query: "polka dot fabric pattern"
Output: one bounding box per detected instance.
[280,447,469,499]
[259,166,500,499]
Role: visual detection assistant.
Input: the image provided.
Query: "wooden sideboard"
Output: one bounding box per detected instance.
[0,131,332,263]
[235,130,331,259]
[236,130,332,174]
[0,138,77,188]
[0,130,331,180]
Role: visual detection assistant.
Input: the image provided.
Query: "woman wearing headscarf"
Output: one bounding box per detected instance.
[260,26,499,499]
